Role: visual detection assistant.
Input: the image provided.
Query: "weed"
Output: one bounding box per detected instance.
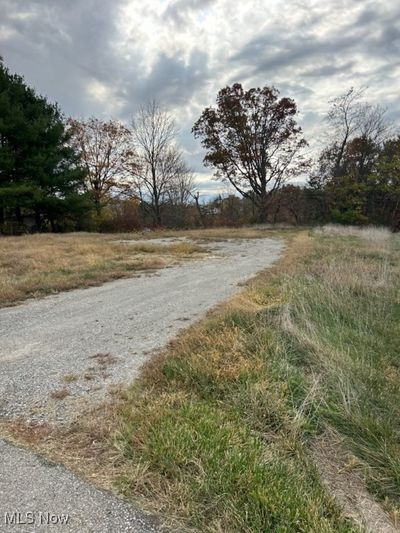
[50,387,70,400]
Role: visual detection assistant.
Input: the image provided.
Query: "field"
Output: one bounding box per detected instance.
[0,232,207,307]
[2,225,399,531]
[0,227,292,308]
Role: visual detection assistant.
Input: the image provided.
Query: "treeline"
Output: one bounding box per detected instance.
[0,58,399,234]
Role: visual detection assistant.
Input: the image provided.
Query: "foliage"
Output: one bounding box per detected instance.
[192,83,309,222]
[1,63,398,232]
[0,58,88,233]
[68,117,137,217]
[309,87,399,228]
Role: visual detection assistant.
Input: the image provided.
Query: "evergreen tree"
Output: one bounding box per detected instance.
[0,58,88,232]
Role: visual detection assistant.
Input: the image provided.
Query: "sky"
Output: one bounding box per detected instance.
[1,0,399,197]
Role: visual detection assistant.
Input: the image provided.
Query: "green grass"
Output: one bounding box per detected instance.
[110,227,399,530]
[9,226,397,531]
[113,229,400,531]
[116,397,350,532]
[281,228,400,505]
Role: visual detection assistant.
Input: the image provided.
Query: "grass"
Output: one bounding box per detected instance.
[105,226,400,530]
[0,226,291,307]
[141,224,294,242]
[1,225,398,531]
[102,231,354,531]
[0,232,206,307]
[50,387,70,400]
[281,226,400,508]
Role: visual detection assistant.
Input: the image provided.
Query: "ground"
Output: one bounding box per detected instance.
[0,236,283,421]
[0,226,399,532]
[0,228,284,532]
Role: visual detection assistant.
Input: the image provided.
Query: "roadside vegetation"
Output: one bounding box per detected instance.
[1,23,399,533]
[109,226,399,531]
[2,56,399,235]
[3,225,398,531]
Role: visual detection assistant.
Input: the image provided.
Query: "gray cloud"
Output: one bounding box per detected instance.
[233,25,363,76]
[301,63,355,78]
[0,0,399,182]
[122,49,212,112]
[0,0,127,116]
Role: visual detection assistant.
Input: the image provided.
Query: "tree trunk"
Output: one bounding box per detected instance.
[34,209,42,232]
[257,196,268,223]
[14,206,24,233]
[94,197,102,217]
[194,194,205,227]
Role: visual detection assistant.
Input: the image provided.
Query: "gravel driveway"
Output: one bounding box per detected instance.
[0,237,283,532]
[0,237,283,422]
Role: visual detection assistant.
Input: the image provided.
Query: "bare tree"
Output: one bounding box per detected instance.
[191,191,205,227]
[131,101,191,225]
[167,166,195,207]
[325,87,390,177]
[68,117,136,214]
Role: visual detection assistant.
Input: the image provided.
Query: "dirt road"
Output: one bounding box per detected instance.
[0,237,283,532]
[0,238,283,422]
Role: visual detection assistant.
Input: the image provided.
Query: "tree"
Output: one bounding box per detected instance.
[0,58,87,233]
[270,184,309,224]
[309,87,393,225]
[192,83,309,222]
[321,87,389,180]
[131,101,192,225]
[68,117,136,216]
[163,167,195,227]
[367,137,400,230]
[191,191,205,227]
[167,167,195,207]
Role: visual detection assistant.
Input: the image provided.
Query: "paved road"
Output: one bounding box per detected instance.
[0,237,283,532]
[0,439,160,532]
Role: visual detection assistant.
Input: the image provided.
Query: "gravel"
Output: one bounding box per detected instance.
[0,238,283,422]
[0,439,162,532]
[0,237,283,532]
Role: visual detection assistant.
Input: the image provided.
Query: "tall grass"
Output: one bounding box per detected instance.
[282,228,400,504]
[7,227,397,531]
[317,224,391,242]
[107,227,399,530]
[105,232,362,531]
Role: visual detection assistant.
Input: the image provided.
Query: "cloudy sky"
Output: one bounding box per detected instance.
[1,0,399,195]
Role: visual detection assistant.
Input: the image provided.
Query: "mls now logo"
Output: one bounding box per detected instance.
[4,511,69,525]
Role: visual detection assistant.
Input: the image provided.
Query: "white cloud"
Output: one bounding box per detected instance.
[0,0,399,183]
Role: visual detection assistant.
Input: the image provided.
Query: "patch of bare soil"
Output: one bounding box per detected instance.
[312,432,398,533]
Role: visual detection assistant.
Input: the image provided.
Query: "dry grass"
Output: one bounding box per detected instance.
[62,374,79,383]
[312,431,398,533]
[2,226,397,531]
[317,224,391,242]
[0,231,354,532]
[145,224,296,241]
[50,387,70,400]
[0,232,205,307]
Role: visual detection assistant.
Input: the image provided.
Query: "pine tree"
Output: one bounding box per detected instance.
[0,58,88,232]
